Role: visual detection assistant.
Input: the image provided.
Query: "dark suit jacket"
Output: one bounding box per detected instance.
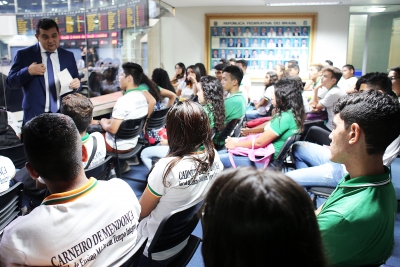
[7,43,79,125]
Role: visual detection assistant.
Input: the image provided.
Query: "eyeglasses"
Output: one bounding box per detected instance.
[390,76,400,81]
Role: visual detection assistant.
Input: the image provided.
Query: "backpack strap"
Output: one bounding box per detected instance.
[85,135,97,170]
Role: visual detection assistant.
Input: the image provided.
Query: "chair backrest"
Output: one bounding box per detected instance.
[0,182,23,235]
[214,118,241,150]
[0,143,26,169]
[147,198,204,259]
[84,156,113,181]
[232,117,244,137]
[115,115,147,140]
[300,120,325,140]
[111,236,148,267]
[271,134,301,170]
[146,107,170,131]
[304,126,331,146]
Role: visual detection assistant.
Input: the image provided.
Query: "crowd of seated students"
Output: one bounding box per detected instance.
[1,56,400,267]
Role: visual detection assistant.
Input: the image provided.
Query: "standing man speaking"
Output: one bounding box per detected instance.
[7,18,81,125]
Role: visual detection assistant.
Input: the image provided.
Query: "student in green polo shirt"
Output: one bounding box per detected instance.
[221,65,246,123]
[316,90,400,267]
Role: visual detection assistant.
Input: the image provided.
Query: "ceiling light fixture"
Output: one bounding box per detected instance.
[266,1,342,6]
[367,7,386,12]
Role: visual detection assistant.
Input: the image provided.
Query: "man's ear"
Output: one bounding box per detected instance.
[26,162,40,180]
[349,123,361,145]
[82,144,88,162]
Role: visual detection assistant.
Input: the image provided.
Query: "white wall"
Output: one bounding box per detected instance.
[166,5,349,75]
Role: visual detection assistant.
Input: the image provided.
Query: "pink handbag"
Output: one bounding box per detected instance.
[228,134,275,170]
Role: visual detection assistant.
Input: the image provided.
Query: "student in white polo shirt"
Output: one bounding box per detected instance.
[0,113,141,266]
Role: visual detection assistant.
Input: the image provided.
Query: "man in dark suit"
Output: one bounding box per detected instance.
[7,18,80,125]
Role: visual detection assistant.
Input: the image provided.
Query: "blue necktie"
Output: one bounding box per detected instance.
[45,51,58,113]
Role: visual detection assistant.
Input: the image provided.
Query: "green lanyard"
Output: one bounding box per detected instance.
[81,132,90,144]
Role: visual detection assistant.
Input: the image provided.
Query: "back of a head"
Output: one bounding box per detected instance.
[274,78,305,132]
[236,59,248,69]
[151,68,175,93]
[61,93,93,134]
[223,65,244,86]
[214,64,225,71]
[219,58,229,66]
[355,72,392,95]
[23,113,82,182]
[201,167,326,267]
[325,60,333,66]
[195,63,207,77]
[334,90,400,155]
[200,76,226,131]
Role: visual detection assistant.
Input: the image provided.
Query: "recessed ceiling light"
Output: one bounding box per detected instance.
[266,2,342,6]
[367,7,386,12]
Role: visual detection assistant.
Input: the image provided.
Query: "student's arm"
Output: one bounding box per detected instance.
[139,186,161,221]
[254,98,267,110]
[99,117,123,135]
[225,127,278,149]
[303,80,313,91]
[142,90,156,119]
[160,88,177,107]
[309,85,324,112]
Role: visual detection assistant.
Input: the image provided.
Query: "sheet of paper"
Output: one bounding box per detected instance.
[56,68,73,96]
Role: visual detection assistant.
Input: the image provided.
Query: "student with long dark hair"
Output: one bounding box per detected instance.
[138,101,223,265]
[170,62,186,88]
[140,77,224,170]
[200,167,327,267]
[219,78,305,168]
[177,65,201,100]
[152,68,176,93]
[195,62,207,77]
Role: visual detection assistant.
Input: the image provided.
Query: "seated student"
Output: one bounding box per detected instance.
[286,72,398,188]
[218,78,305,168]
[138,101,223,265]
[201,167,327,267]
[222,65,247,123]
[176,65,201,100]
[0,156,16,193]
[315,90,400,266]
[0,113,141,266]
[61,93,107,169]
[388,66,400,101]
[337,64,357,94]
[140,76,226,170]
[308,67,346,131]
[245,71,277,120]
[92,62,148,154]
[0,108,21,148]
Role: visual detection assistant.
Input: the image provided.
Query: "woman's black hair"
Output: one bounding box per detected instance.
[154,101,214,187]
[273,78,305,133]
[152,68,176,93]
[171,62,186,85]
[195,63,207,77]
[200,167,327,267]
[266,70,278,88]
[122,62,163,102]
[200,76,226,131]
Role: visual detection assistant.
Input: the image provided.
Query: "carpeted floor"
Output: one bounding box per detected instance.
[121,157,400,267]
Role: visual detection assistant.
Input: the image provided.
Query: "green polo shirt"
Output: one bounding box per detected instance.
[203,104,215,129]
[317,167,397,267]
[224,91,246,124]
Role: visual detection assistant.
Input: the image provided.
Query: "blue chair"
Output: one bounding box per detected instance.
[112,236,148,267]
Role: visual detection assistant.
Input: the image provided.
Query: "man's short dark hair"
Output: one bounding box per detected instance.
[23,113,82,182]
[236,59,248,68]
[355,72,392,95]
[219,58,229,66]
[61,93,93,134]
[215,64,225,71]
[322,67,342,83]
[343,64,355,72]
[333,90,400,155]
[288,64,300,74]
[36,18,59,35]
[223,65,244,85]
[325,60,333,66]
[288,60,298,65]
[229,58,237,63]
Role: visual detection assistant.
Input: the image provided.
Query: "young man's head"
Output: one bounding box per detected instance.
[388,66,400,95]
[222,65,243,93]
[321,67,342,89]
[287,64,300,77]
[23,113,85,183]
[308,63,323,81]
[214,63,224,81]
[325,60,333,66]
[119,62,143,91]
[342,64,355,79]
[61,93,94,135]
[236,59,248,73]
[355,72,393,95]
[35,18,60,52]
[229,58,236,66]
[330,90,400,163]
